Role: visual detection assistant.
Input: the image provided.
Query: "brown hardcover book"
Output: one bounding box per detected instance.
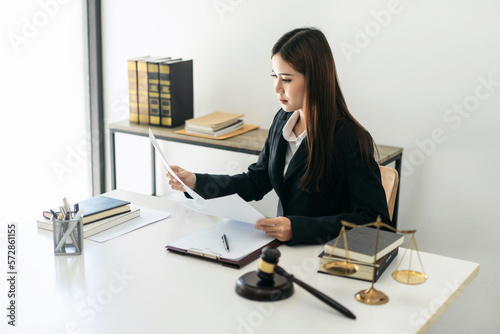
[324,227,403,263]
[175,123,259,140]
[185,111,244,132]
[318,247,399,282]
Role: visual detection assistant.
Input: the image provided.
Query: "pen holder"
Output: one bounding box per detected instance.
[53,217,83,256]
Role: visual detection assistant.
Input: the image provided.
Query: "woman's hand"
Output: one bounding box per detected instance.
[166,165,196,191]
[255,217,292,242]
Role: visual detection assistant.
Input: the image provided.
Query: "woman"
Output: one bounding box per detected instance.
[167,27,390,245]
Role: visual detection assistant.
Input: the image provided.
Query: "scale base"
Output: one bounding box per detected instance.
[355,287,389,305]
[235,271,294,301]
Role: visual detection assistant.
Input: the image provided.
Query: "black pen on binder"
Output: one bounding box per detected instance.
[221,234,230,252]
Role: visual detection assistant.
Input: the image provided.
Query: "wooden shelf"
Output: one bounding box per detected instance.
[109,120,403,225]
[110,120,402,162]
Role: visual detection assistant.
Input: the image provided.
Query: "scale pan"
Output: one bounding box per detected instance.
[323,261,359,276]
[392,270,428,285]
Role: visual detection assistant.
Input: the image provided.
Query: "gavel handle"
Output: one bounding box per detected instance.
[275,266,356,320]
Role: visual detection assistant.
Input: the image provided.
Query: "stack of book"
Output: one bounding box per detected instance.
[38,196,140,238]
[128,56,193,127]
[184,111,245,137]
[318,227,404,282]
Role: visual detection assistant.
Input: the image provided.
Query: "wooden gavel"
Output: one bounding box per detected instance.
[236,247,356,319]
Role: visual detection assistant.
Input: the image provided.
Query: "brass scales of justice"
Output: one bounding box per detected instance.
[323,217,428,305]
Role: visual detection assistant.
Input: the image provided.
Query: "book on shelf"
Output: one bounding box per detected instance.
[38,207,141,238]
[137,56,152,124]
[137,56,168,124]
[324,226,404,263]
[185,119,244,137]
[185,111,244,132]
[175,123,260,140]
[43,196,131,225]
[127,56,150,124]
[158,58,184,127]
[130,56,193,127]
[318,247,398,282]
[147,58,168,126]
[159,59,193,127]
[147,57,181,125]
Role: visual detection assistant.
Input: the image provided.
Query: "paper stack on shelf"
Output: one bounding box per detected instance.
[184,111,244,137]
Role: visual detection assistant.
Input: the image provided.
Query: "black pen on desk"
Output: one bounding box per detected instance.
[221,234,230,252]
[63,197,71,218]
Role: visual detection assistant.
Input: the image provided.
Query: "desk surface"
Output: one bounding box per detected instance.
[6,190,478,333]
[110,120,403,164]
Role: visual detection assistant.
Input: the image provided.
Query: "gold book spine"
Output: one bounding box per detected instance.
[137,60,150,124]
[127,60,139,123]
[159,63,172,127]
[148,63,161,125]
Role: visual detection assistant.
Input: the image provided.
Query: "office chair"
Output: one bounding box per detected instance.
[379,165,399,222]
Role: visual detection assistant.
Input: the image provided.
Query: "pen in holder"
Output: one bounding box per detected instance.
[53,213,83,256]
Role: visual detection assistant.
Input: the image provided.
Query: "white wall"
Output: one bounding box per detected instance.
[0,1,91,223]
[102,1,500,332]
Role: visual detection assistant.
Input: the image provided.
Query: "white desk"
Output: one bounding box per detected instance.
[3,190,478,333]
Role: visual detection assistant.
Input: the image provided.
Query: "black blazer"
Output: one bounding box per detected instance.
[193,109,391,245]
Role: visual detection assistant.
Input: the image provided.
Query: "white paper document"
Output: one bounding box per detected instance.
[149,128,204,201]
[181,193,265,224]
[168,219,274,261]
[88,206,170,242]
[149,128,266,224]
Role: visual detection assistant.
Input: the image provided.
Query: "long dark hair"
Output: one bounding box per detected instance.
[272,27,377,192]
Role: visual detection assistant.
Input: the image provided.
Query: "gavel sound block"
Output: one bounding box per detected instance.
[235,247,356,319]
[235,247,294,301]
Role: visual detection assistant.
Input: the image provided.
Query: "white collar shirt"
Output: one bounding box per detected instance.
[282,110,307,175]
